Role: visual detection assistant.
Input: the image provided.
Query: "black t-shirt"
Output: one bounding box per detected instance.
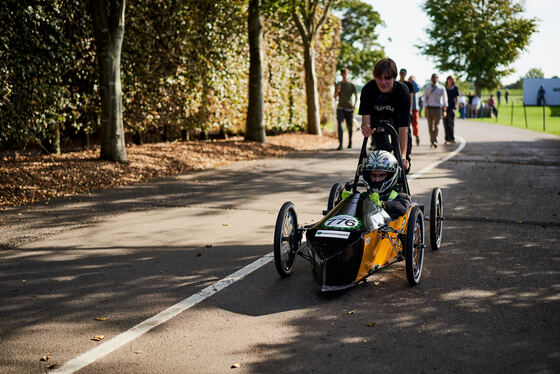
[446,85,459,110]
[401,80,414,97]
[358,80,410,151]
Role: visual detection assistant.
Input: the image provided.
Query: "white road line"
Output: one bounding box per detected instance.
[52,254,274,374]
[52,138,466,373]
[408,135,466,181]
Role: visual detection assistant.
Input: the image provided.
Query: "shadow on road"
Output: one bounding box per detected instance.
[1,135,559,372]
[3,138,559,249]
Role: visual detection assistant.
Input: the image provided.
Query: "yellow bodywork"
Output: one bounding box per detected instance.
[354,208,411,281]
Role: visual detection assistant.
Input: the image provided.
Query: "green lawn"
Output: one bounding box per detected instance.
[325,89,560,137]
[469,94,560,136]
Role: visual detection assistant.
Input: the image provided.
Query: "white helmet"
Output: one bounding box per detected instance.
[361,150,400,194]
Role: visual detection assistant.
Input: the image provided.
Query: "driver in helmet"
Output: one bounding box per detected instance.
[362,150,412,219]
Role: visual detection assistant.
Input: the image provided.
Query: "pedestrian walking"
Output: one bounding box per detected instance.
[458,93,467,119]
[423,73,448,148]
[496,88,502,105]
[472,94,480,118]
[408,75,421,145]
[467,92,474,117]
[398,68,414,150]
[334,67,358,150]
[505,88,509,103]
[443,75,459,144]
[488,95,498,117]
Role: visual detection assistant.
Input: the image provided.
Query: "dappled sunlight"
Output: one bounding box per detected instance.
[419,322,462,335]
[0,242,270,349]
[1,132,559,372]
[443,289,496,300]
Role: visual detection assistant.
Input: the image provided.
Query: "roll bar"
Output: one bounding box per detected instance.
[352,120,410,195]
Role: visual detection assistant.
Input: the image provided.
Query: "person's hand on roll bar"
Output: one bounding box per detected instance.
[361,115,376,137]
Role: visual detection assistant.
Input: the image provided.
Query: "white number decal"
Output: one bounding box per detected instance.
[324,215,359,229]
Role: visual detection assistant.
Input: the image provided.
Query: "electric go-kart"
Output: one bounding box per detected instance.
[273,121,444,291]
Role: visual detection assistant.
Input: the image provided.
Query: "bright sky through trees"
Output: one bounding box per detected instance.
[366,0,559,86]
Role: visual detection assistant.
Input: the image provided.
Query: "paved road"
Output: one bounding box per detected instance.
[1,118,559,373]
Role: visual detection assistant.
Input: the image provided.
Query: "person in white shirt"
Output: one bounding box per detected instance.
[471,95,481,118]
[458,94,467,119]
[423,73,448,148]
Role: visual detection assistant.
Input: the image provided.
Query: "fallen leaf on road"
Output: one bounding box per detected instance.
[365,322,376,327]
[134,350,142,354]
[347,310,356,315]
[231,363,241,368]
[94,317,109,321]
[40,355,51,361]
[222,223,229,226]
[91,335,105,341]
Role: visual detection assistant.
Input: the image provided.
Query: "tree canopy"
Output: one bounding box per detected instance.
[419,0,536,95]
[507,67,546,89]
[335,0,384,82]
[524,67,545,79]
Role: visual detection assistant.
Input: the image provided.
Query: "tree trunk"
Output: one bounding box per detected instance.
[245,0,265,142]
[90,0,127,163]
[292,1,335,136]
[53,124,61,154]
[474,79,482,97]
[303,41,321,135]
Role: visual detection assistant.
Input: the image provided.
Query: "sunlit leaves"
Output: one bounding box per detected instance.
[335,0,384,82]
[419,0,536,92]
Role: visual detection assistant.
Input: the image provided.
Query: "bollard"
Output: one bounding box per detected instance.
[510,102,514,126]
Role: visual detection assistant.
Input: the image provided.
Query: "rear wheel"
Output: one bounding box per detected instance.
[274,202,299,276]
[405,206,425,286]
[430,187,444,250]
[327,183,344,212]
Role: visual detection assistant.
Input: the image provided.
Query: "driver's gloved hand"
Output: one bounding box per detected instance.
[369,192,382,207]
[341,190,353,200]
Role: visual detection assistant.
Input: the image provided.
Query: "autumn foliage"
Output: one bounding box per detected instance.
[0,132,337,207]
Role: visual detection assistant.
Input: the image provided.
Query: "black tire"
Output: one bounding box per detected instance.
[405,206,425,286]
[327,183,344,212]
[274,202,298,276]
[429,187,444,250]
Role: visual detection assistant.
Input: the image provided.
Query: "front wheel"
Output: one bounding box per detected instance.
[274,202,299,277]
[405,206,425,286]
[327,183,344,212]
[430,187,444,250]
